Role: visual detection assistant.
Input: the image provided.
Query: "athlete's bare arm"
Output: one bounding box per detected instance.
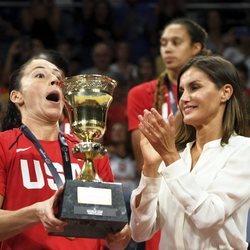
[0,189,65,241]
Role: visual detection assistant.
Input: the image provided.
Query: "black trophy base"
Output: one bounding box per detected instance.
[50,180,128,239]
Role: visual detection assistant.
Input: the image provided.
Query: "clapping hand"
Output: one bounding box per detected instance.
[138,108,179,173]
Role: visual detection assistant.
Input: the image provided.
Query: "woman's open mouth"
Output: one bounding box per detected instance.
[46,91,60,102]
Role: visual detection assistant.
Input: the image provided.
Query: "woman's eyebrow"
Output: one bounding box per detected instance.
[28,66,61,74]
[27,65,45,74]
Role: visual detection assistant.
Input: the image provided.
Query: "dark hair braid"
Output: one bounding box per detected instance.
[153,71,168,112]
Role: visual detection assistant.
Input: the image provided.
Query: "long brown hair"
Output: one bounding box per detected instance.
[175,55,248,150]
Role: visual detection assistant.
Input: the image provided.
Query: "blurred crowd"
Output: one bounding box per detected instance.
[0,0,250,226]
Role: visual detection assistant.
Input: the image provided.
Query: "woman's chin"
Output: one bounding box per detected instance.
[45,113,61,123]
[183,117,196,127]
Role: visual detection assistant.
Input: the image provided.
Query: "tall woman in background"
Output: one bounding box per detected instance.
[127,18,209,249]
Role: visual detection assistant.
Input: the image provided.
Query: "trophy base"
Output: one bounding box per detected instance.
[50,180,128,239]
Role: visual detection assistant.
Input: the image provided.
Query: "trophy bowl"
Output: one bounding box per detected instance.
[52,74,128,239]
[63,74,116,141]
[63,74,117,181]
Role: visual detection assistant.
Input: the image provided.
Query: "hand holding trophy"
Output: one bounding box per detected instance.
[53,74,128,238]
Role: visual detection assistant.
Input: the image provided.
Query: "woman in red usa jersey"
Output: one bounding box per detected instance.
[0,50,131,250]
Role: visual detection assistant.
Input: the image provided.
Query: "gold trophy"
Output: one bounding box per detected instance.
[54,74,128,238]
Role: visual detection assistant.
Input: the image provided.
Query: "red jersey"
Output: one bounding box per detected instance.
[0,128,114,250]
[127,79,178,131]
